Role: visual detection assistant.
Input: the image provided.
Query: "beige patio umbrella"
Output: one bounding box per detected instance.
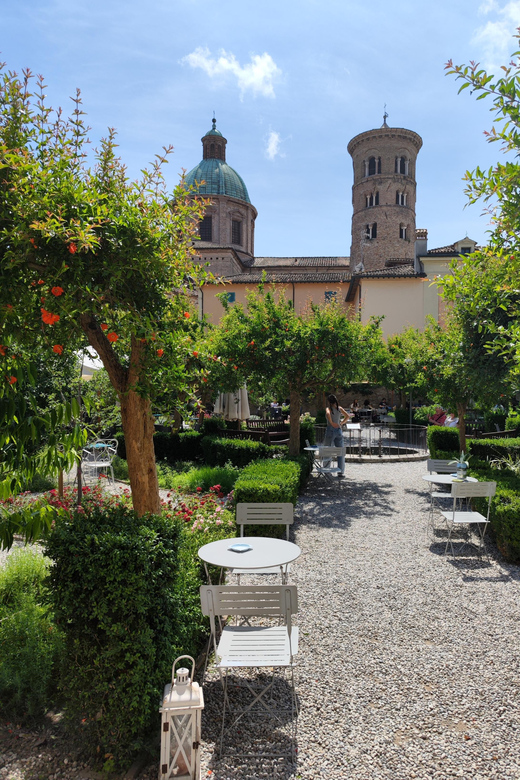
[213,386,250,420]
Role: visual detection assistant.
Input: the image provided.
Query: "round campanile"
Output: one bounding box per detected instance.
[347,120,423,273]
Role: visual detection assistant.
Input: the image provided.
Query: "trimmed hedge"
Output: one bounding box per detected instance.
[233,458,300,505]
[427,426,459,457]
[483,409,507,433]
[115,430,202,463]
[200,435,269,467]
[506,412,520,431]
[469,464,520,562]
[467,437,520,463]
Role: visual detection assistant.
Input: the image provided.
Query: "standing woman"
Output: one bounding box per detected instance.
[324,394,351,478]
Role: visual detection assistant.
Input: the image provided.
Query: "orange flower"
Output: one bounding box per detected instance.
[0,346,5,356]
[183,312,190,319]
[30,238,37,248]
[68,243,77,254]
[157,349,164,357]
[5,304,13,310]
[38,279,44,285]
[51,286,64,297]
[53,344,63,355]
[107,332,118,343]
[100,324,108,331]
[41,308,60,325]
[202,377,208,383]
[151,332,156,341]
[7,376,17,384]
[192,351,198,357]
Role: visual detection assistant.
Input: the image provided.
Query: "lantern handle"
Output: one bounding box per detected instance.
[172,654,196,685]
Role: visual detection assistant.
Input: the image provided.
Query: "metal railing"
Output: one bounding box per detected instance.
[314,423,427,458]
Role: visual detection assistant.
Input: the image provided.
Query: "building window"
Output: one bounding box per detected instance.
[365,223,377,240]
[324,291,337,303]
[365,192,379,208]
[366,156,381,176]
[232,220,242,245]
[395,156,409,175]
[395,191,407,206]
[199,215,212,242]
[227,292,236,303]
[399,224,407,240]
[460,246,472,254]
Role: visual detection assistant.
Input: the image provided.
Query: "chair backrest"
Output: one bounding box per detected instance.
[200,584,298,629]
[83,439,117,464]
[317,446,345,459]
[236,503,294,539]
[451,481,496,499]
[427,459,453,474]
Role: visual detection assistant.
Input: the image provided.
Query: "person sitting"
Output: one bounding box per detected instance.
[444,413,459,427]
[429,406,447,426]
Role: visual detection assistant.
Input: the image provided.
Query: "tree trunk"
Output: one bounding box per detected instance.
[457,401,467,453]
[120,389,161,516]
[288,388,301,457]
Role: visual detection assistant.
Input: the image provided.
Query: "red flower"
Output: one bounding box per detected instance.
[249,340,255,346]
[184,312,190,318]
[196,487,202,492]
[193,350,198,357]
[51,286,64,297]
[68,243,77,254]
[100,324,108,331]
[7,376,17,384]
[233,365,238,370]
[38,279,44,285]
[157,349,164,357]
[151,332,156,341]
[202,377,208,383]
[0,345,5,356]
[53,344,63,355]
[41,308,60,325]
[30,238,37,248]
[107,332,118,343]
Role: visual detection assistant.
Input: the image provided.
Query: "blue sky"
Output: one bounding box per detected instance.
[2,0,520,257]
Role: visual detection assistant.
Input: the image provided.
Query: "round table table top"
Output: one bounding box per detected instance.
[198,536,301,570]
[422,473,478,485]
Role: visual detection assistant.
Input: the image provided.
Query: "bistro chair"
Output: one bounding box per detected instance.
[81,439,118,484]
[199,583,299,759]
[232,503,295,583]
[440,481,496,560]
[313,446,345,481]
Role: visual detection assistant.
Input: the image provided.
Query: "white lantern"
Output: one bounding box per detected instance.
[159,655,204,780]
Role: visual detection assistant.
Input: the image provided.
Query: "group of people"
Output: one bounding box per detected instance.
[428,406,459,427]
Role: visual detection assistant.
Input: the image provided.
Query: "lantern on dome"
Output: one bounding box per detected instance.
[159,656,204,780]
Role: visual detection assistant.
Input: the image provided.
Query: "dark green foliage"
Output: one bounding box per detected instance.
[157,463,239,494]
[413,404,438,426]
[24,471,56,492]
[0,548,64,720]
[483,409,508,433]
[291,453,313,489]
[115,430,202,463]
[315,409,326,425]
[298,416,316,450]
[233,459,300,504]
[506,412,520,431]
[427,426,459,457]
[200,417,227,436]
[467,437,520,462]
[44,505,183,769]
[200,435,269,467]
[470,464,520,562]
[394,408,415,425]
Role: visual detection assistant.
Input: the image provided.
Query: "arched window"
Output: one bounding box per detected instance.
[399,224,407,240]
[199,215,212,241]
[395,191,407,206]
[365,192,379,208]
[366,156,381,176]
[209,143,215,158]
[232,219,242,245]
[365,223,377,240]
[395,156,409,175]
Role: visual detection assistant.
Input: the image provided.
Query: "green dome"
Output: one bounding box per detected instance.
[185,158,251,203]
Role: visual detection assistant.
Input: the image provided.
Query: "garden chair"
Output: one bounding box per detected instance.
[313,445,344,480]
[81,439,118,484]
[441,481,496,560]
[199,584,299,758]
[232,503,295,583]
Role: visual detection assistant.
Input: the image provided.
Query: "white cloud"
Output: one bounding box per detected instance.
[265,130,285,160]
[473,1,520,71]
[182,47,281,99]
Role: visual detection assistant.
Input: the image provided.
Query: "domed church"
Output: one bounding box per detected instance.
[187,117,477,337]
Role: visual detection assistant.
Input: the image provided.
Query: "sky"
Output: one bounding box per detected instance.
[2,0,520,258]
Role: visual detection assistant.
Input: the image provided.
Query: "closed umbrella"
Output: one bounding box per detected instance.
[213,386,250,420]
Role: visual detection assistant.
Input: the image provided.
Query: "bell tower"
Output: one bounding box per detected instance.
[348,117,422,272]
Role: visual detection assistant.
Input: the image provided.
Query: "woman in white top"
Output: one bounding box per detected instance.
[324,394,351,477]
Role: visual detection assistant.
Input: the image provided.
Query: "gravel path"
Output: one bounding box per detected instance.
[2,461,520,779]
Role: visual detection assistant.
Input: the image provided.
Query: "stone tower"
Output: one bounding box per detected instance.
[184,119,257,273]
[347,118,423,272]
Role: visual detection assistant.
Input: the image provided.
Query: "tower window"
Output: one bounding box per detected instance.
[232,220,242,245]
[366,156,381,176]
[209,143,215,158]
[365,223,377,240]
[199,215,212,242]
[395,156,409,175]
[399,224,407,240]
[365,192,379,208]
[396,191,407,206]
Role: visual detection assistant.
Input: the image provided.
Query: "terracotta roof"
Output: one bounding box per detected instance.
[224,272,352,284]
[252,256,350,268]
[359,265,421,279]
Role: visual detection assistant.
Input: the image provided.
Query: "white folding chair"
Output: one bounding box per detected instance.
[200,584,299,758]
[81,439,118,484]
[426,458,456,537]
[232,503,294,582]
[314,446,345,480]
[441,481,496,560]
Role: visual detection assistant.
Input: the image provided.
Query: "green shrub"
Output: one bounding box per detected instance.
[299,416,316,450]
[413,404,438,427]
[158,463,239,494]
[44,505,183,770]
[0,548,63,720]
[112,454,129,481]
[427,426,459,457]
[467,437,520,463]
[25,472,56,493]
[200,435,269,467]
[291,452,313,490]
[315,409,326,425]
[116,430,203,464]
[469,463,520,562]
[506,412,520,431]
[200,417,227,436]
[483,408,507,433]
[234,458,300,505]
[394,408,415,425]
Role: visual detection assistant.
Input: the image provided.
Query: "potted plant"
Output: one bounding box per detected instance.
[450,451,469,480]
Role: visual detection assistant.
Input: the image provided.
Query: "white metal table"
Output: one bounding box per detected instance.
[422,474,478,486]
[198,536,301,583]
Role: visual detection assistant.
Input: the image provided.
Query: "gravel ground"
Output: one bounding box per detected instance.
[2,461,520,779]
